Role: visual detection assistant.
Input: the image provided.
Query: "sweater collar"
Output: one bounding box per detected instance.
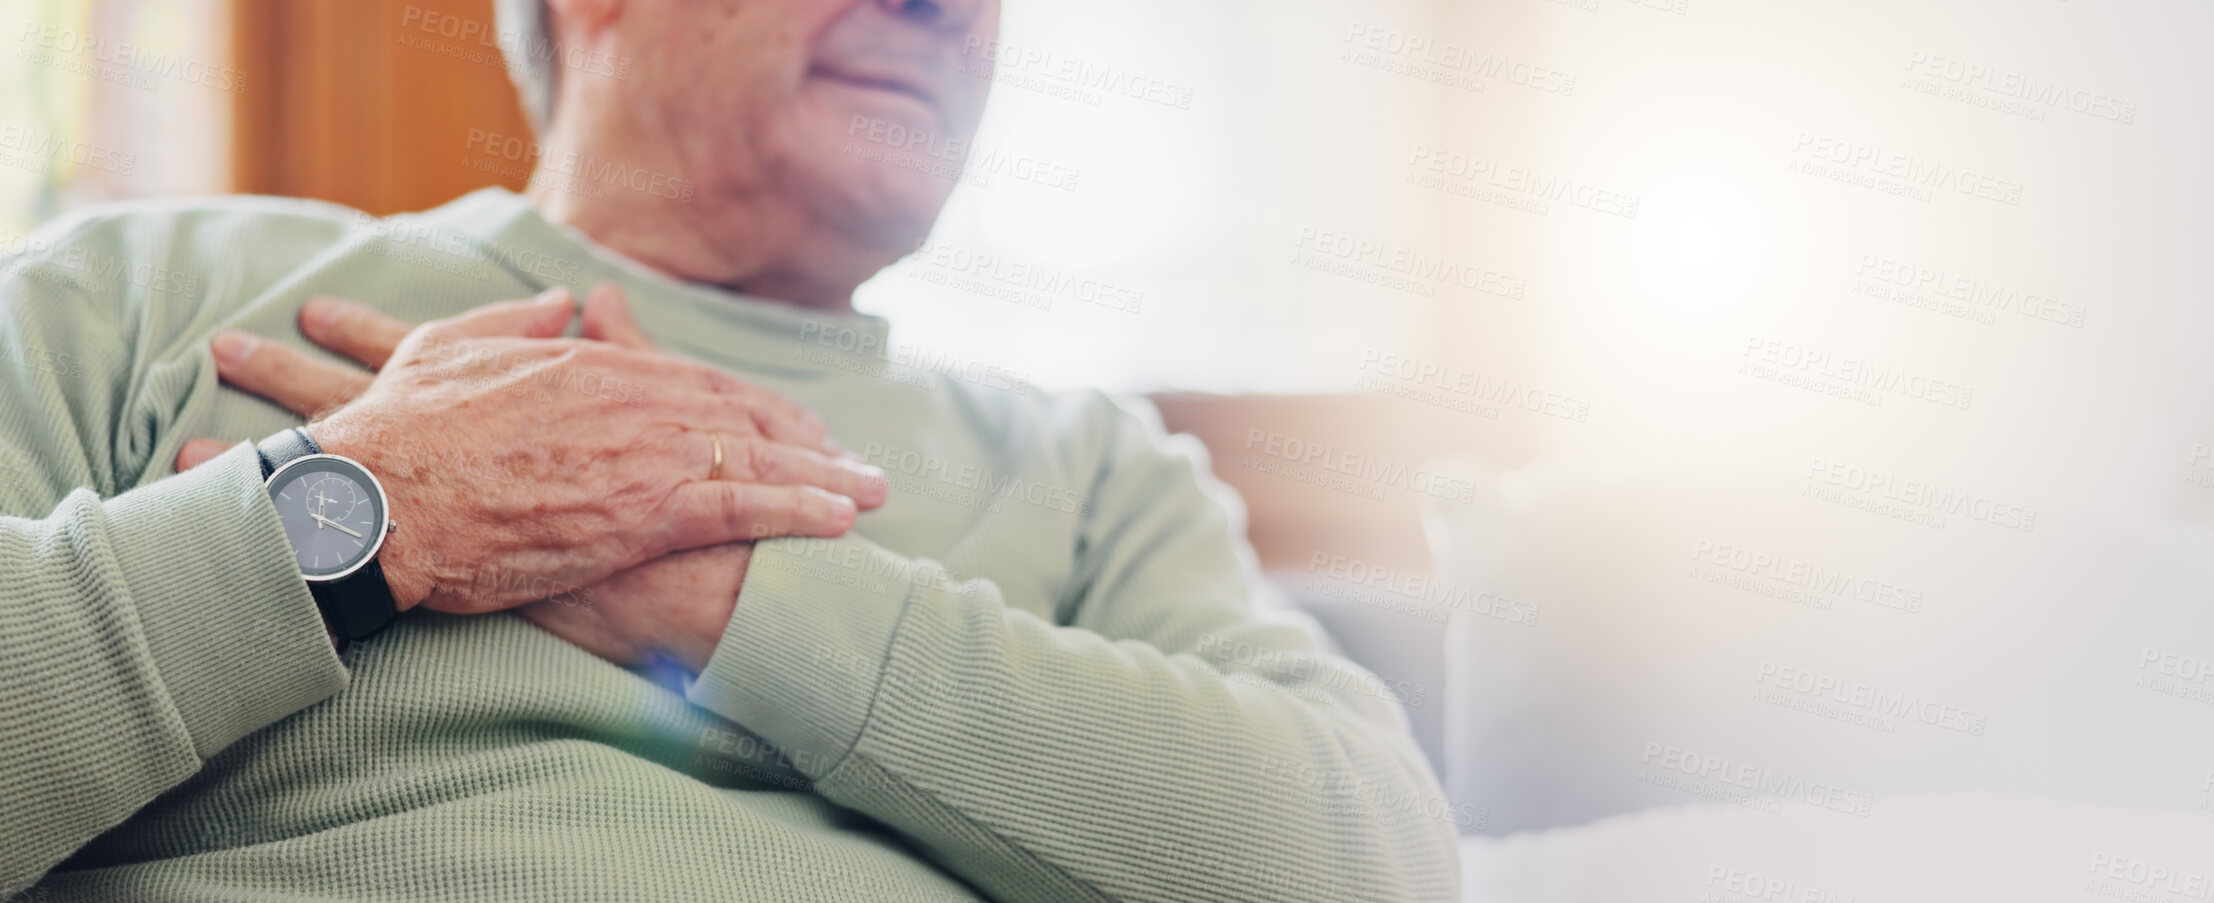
[427,188,893,381]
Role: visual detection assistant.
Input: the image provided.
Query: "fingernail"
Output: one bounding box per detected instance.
[300,298,342,333]
[211,331,260,365]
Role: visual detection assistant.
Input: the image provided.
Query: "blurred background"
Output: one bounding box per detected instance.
[6,0,2211,890]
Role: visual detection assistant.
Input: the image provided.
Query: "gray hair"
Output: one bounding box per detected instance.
[494,0,557,132]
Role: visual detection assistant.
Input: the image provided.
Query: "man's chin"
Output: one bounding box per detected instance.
[847,205,938,259]
[811,171,953,253]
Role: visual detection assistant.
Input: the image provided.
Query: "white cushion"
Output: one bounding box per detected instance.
[1423,454,2214,834]
[1460,794,2214,902]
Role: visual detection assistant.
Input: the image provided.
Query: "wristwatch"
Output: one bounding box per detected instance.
[257,427,400,641]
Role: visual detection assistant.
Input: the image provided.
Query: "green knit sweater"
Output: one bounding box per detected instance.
[0,189,1460,902]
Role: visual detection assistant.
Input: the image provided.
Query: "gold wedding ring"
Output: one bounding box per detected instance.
[708,432,724,481]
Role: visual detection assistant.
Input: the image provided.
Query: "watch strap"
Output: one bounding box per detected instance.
[257,426,398,643]
[255,426,321,479]
[319,557,399,641]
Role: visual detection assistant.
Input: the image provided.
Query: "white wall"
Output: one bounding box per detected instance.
[1419,0,2214,833]
[856,0,1453,394]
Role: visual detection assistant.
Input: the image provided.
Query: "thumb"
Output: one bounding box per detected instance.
[174,438,234,472]
[422,287,578,342]
[580,282,657,351]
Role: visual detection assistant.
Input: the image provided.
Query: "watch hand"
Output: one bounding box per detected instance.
[312,515,363,535]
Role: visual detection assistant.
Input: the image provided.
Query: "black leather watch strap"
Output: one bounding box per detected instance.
[258,426,399,643]
[256,426,321,479]
[319,558,398,640]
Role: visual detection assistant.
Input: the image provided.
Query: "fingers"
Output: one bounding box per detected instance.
[697,387,840,460]
[580,282,657,351]
[299,296,414,370]
[210,331,375,418]
[418,287,578,343]
[174,438,232,472]
[709,433,888,509]
[513,599,647,666]
[658,482,857,553]
[565,342,845,459]
[365,283,854,465]
[304,288,581,371]
[631,354,839,456]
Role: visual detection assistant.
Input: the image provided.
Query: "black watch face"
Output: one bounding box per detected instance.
[267,455,389,580]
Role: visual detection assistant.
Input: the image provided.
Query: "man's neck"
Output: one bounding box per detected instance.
[523,131,863,313]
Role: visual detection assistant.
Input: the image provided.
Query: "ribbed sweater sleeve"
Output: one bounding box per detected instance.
[689,396,1462,902]
[0,228,348,894]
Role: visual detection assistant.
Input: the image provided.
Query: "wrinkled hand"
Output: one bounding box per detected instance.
[508,544,753,671]
[184,284,881,670]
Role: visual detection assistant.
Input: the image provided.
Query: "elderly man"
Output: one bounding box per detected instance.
[0,0,1458,899]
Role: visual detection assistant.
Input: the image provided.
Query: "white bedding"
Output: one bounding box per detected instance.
[1459,794,2214,902]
